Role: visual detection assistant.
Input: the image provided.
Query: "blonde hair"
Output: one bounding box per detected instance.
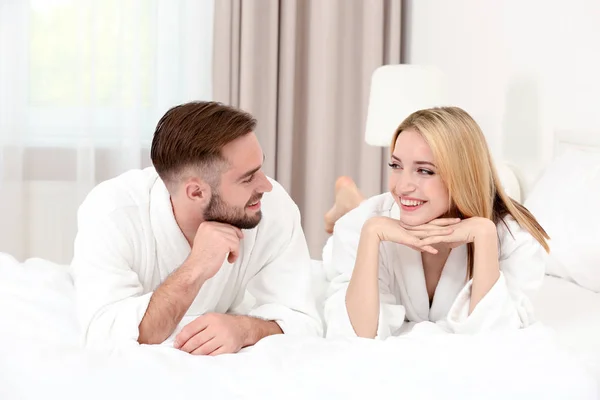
[391,107,550,278]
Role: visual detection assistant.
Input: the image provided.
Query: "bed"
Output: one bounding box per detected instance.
[1,73,599,397]
[0,253,598,400]
[1,157,600,399]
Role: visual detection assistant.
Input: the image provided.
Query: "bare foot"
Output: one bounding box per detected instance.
[324,176,365,234]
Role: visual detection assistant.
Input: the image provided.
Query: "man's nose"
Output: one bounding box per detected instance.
[259,171,273,193]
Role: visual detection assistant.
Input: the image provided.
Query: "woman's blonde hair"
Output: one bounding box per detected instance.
[391,106,550,278]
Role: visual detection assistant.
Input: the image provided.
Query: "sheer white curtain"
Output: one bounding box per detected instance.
[0,0,214,264]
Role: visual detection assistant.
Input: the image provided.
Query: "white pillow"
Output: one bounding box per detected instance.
[524,148,600,292]
[496,163,522,203]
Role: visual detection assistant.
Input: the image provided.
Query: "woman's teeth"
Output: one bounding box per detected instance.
[400,198,424,206]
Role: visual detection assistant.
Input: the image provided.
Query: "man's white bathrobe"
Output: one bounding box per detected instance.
[71,167,323,349]
[323,193,548,339]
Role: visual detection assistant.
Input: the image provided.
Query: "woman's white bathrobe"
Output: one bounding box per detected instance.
[71,168,323,348]
[323,193,548,339]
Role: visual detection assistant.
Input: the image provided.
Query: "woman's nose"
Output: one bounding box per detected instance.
[396,171,417,194]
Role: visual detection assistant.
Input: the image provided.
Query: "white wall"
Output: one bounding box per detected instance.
[405,0,600,193]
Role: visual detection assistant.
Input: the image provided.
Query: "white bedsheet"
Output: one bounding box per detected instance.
[532,275,600,380]
[0,253,597,400]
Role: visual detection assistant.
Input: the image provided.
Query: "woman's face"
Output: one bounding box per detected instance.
[388,129,450,226]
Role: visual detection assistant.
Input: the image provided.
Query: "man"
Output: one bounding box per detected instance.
[71,101,323,355]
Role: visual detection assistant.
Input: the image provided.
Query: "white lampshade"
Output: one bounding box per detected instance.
[364,65,448,147]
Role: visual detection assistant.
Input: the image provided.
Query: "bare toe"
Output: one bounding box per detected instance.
[324,176,365,233]
[334,176,363,211]
[335,176,355,192]
[324,205,338,234]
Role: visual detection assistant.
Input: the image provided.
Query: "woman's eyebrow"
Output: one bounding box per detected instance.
[391,155,436,168]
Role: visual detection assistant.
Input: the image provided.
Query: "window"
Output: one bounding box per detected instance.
[0,0,214,147]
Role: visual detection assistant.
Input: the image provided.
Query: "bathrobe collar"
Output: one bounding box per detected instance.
[149,177,191,274]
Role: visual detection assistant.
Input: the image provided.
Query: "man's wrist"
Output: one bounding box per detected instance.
[238,315,283,347]
[181,257,211,284]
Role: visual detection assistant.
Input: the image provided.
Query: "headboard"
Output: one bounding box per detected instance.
[505,130,600,203]
[553,130,600,156]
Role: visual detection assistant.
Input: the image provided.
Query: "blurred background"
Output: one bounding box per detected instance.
[1,0,599,263]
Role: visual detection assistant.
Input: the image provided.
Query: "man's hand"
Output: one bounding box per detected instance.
[137,222,243,345]
[187,222,244,281]
[174,313,282,356]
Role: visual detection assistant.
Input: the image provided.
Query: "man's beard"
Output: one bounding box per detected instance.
[203,190,263,230]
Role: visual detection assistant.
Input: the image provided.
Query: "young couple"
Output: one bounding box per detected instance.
[71,101,549,356]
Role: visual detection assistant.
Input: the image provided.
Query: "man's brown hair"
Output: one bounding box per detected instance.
[150,101,256,185]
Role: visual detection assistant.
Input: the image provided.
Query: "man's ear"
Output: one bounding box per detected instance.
[184,177,212,206]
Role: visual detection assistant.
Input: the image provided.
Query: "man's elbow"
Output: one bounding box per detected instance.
[136,324,169,345]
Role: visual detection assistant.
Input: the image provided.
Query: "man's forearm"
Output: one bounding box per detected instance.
[241,316,283,347]
[138,263,206,345]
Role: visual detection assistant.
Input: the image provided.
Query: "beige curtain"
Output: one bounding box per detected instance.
[213,0,402,258]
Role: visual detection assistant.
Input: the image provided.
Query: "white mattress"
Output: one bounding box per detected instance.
[311,259,600,381]
[0,254,598,399]
[531,275,600,379]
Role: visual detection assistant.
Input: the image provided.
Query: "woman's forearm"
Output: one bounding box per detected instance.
[469,225,500,314]
[345,228,382,338]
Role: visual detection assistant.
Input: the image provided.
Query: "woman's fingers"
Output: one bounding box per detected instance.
[410,228,454,239]
[400,218,461,230]
[420,235,454,246]
[421,245,439,254]
[404,235,439,254]
[426,218,462,226]
[407,244,438,254]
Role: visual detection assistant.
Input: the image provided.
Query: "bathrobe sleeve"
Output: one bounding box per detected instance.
[445,218,547,333]
[241,187,324,338]
[323,205,406,340]
[71,203,151,349]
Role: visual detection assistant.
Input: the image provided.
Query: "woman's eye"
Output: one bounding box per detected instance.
[387,162,402,170]
[418,168,434,176]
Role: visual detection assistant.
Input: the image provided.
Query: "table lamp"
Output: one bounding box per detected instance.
[364,64,448,147]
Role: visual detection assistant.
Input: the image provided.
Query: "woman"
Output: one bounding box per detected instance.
[323,106,550,339]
